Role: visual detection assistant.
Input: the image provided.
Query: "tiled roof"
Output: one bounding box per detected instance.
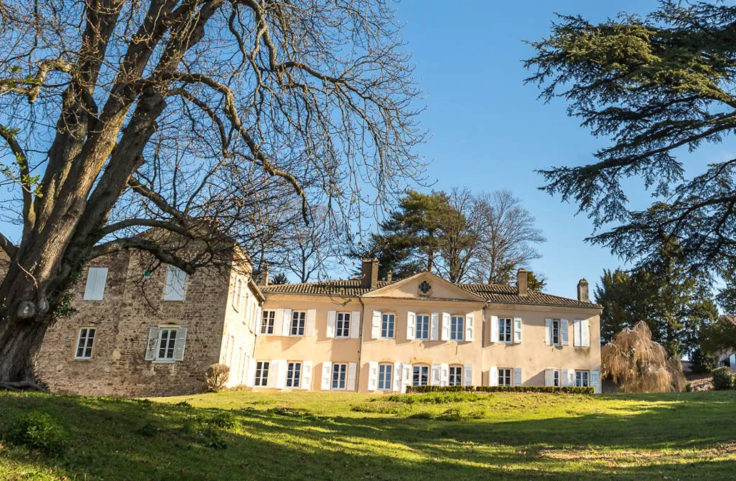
[261,279,601,309]
[722,315,736,326]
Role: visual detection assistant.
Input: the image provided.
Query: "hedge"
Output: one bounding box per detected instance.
[405,385,595,395]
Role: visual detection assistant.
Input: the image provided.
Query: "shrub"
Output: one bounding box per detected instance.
[4,411,67,456]
[712,366,734,390]
[205,364,230,392]
[690,348,718,373]
[405,385,594,395]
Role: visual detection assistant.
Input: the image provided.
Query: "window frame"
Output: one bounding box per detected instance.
[255,361,270,387]
[412,364,429,387]
[415,314,430,340]
[499,317,513,343]
[381,313,395,339]
[552,319,561,346]
[261,310,275,334]
[335,312,351,338]
[449,365,463,386]
[74,327,96,360]
[290,311,306,336]
[498,368,513,387]
[286,361,302,388]
[377,363,393,390]
[331,363,348,390]
[575,370,590,387]
[156,327,178,361]
[553,369,561,387]
[450,315,464,341]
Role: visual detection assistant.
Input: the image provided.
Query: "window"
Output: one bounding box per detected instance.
[291,311,305,336]
[450,315,464,341]
[163,266,187,301]
[412,365,429,386]
[336,312,351,338]
[553,370,560,387]
[449,365,463,386]
[261,310,275,334]
[576,370,590,387]
[552,319,561,345]
[286,362,302,388]
[83,267,108,301]
[157,328,178,361]
[499,368,512,386]
[233,277,243,310]
[499,318,512,343]
[332,363,347,390]
[381,313,395,338]
[255,361,269,386]
[378,364,393,390]
[415,314,430,340]
[74,328,96,359]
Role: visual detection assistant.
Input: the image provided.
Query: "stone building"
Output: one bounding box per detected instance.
[29,253,602,396]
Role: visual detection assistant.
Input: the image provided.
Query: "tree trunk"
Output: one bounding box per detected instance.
[0,313,49,385]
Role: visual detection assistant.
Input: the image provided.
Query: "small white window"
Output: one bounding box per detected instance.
[415,315,430,340]
[576,370,590,387]
[336,312,351,338]
[332,363,347,390]
[255,361,269,386]
[157,328,178,360]
[378,364,393,390]
[74,328,96,359]
[163,266,187,301]
[499,318,513,343]
[381,314,395,338]
[449,365,463,386]
[499,368,512,386]
[552,319,561,345]
[261,310,275,334]
[450,316,464,341]
[286,362,302,388]
[412,365,429,386]
[553,370,561,387]
[291,311,305,336]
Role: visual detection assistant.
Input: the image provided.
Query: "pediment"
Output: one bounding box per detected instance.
[363,272,484,302]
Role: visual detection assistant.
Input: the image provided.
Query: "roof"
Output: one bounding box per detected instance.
[261,278,601,310]
[722,315,736,326]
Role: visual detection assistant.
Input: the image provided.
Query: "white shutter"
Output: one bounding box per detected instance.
[246,359,257,387]
[367,361,379,391]
[465,314,474,342]
[347,362,357,391]
[301,361,313,390]
[144,327,160,361]
[561,319,569,346]
[513,317,522,344]
[173,327,188,361]
[326,311,336,338]
[590,369,601,393]
[440,363,449,386]
[581,320,590,347]
[282,309,292,336]
[545,319,553,345]
[350,311,361,339]
[544,368,554,387]
[563,369,575,387]
[441,312,450,341]
[163,266,187,301]
[393,362,403,392]
[273,309,284,337]
[573,320,581,347]
[321,362,332,390]
[406,312,416,340]
[268,360,280,388]
[402,364,412,393]
[305,310,316,336]
[83,267,108,301]
[513,367,522,387]
[490,315,499,343]
[430,313,440,341]
[489,366,499,386]
[463,364,473,387]
[277,360,288,389]
[371,311,382,339]
[431,363,442,386]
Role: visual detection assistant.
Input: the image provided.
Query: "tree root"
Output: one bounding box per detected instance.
[0,380,45,391]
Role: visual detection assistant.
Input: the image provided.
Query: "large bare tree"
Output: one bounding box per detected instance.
[0,0,421,386]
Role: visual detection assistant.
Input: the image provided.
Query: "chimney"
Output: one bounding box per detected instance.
[260,264,269,286]
[517,269,528,296]
[577,278,589,302]
[386,270,393,283]
[361,258,379,289]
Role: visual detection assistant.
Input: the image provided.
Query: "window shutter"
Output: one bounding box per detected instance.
[561,319,570,346]
[545,319,552,345]
[272,309,283,336]
[301,361,313,390]
[463,364,473,387]
[402,364,412,393]
[367,361,378,391]
[430,313,440,341]
[590,369,600,393]
[563,369,575,387]
[465,314,474,342]
[278,360,288,389]
[573,320,581,347]
[246,359,257,387]
[490,315,499,343]
[513,367,522,387]
[350,311,361,339]
[441,312,450,341]
[326,311,336,338]
[371,311,381,339]
[163,266,187,301]
[347,362,357,391]
[144,327,160,361]
[440,363,449,386]
[268,360,280,388]
[489,366,499,386]
[83,267,108,301]
[581,320,590,347]
[321,362,332,390]
[544,368,554,387]
[393,362,403,392]
[513,317,522,343]
[305,310,316,336]
[430,363,441,386]
[282,309,292,336]
[173,327,188,361]
[406,312,416,340]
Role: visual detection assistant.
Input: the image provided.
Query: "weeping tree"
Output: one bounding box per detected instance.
[0,0,422,387]
[602,321,686,393]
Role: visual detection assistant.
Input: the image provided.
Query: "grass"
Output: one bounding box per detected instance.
[0,390,735,480]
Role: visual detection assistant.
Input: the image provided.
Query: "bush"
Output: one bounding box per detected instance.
[405,385,594,395]
[4,411,67,456]
[691,348,718,373]
[712,366,734,390]
[205,364,230,392]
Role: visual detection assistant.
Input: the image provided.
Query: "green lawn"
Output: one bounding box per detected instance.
[0,390,735,480]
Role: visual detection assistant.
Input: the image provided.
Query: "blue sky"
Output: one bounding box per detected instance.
[392,0,730,299]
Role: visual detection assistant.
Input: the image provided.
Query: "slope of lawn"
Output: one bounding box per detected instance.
[1,389,735,480]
